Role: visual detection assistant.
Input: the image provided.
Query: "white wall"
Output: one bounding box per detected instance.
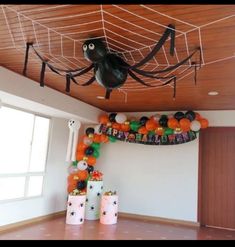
[0,66,104,123]
[94,110,235,223]
[0,117,69,226]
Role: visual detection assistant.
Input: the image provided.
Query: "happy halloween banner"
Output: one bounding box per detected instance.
[99,124,197,145]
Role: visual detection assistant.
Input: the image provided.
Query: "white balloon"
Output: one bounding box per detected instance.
[190,120,201,132]
[83,136,93,146]
[153,114,161,122]
[94,124,102,134]
[115,113,127,124]
[77,160,88,171]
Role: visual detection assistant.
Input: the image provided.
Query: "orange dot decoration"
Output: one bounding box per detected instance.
[67,111,209,193]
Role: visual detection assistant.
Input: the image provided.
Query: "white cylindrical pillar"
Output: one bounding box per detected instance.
[85,180,104,220]
[66,194,86,225]
[100,194,118,225]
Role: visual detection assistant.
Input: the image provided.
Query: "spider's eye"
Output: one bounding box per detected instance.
[88,43,95,50]
[83,44,87,51]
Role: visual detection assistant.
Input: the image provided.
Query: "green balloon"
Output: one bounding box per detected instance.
[93,149,100,158]
[148,130,155,136]
[72,161,78,167]
[91,142,101,150]
[109,136,117,142]
[164,128,174,135]
[130,121,141,132]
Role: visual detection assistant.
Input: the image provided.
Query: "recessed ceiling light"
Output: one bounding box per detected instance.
[208,91,219,96]
[97,96,105,100]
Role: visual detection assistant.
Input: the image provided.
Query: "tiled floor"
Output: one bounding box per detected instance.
[0,216,234,240]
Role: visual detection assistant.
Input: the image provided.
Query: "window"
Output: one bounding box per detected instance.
[0,106,50,202]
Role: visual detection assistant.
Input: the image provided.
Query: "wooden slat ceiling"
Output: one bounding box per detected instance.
[0,4,235,112]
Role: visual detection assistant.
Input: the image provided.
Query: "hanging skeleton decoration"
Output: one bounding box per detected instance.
[66,119,81,162]
[23,24,202,100]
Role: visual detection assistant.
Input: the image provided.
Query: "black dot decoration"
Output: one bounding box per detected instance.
[115,213,117,217]
[80,218,83,222]
[86,198,88,202]
[102,211,106,215]
[113,201,117,205]
[89,185,93,189]
[68,202,72,206]
[91,206,94,210]
[80,203,84,207]
[101,186,103,190]
[70,212,75,216]
[97,192,100,196]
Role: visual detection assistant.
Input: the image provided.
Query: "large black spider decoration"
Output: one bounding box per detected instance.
[23,24,202,100]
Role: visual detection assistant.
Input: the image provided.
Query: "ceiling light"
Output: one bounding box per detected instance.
[208,91,219,96]
[97,96,105,100]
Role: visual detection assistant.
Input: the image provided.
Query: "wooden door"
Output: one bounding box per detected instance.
[199,127,235,230]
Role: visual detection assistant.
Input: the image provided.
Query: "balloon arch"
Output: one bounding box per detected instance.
[67,111,209,193]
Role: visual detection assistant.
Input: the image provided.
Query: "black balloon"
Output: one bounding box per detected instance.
[83,38,107,63]
[87,165,94,173]
[109,113,117,122]
[140,116,149,126]
[83,38,128,90]
[185,110,196,121]
[174,111,185,121]
[85,127,95,136]
[159,115,168,127]
[85,147,94,156]
[77,180,86,190]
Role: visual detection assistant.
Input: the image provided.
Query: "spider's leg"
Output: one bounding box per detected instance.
[130,24,175,69]
[132,47,200,75]
[128,70,159,87]
[105,89,112,99]
[72,75,96,86]
[130,67,174,80]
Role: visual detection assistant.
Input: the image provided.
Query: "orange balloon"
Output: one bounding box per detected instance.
[93,134,102,143]
[76,151,85,161]
[77,170,88,181]
[67,184,76,193]
[138,126,148,135]
[67,173,79,183]
[145,120,158,131]
[199,118,209,129]
[167,118,179,129]
[179,118,191,129]
[112,122,121,130]
[195,112,202,121]
[120,123,130,132]
[87,156,96,166]
[100,134,109,143]
[77,142,88,152]
[181,126,191,132]
[155,127,164,136]
[98,114,109,124]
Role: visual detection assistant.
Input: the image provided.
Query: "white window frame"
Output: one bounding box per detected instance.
[0,104,51,203]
